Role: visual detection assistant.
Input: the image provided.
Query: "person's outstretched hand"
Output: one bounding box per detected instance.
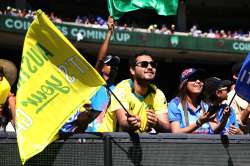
[107,16,114,31]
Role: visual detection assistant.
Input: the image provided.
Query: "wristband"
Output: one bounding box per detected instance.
[196,119,202,127]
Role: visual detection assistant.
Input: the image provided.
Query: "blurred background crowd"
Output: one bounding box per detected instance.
[1,6,250,41]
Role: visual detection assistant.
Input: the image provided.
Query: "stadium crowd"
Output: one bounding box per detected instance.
[0,16,250,136]
[1,6,250,41]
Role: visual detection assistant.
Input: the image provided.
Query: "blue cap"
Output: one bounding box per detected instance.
[179,68,207,89]
[180,68,206,82]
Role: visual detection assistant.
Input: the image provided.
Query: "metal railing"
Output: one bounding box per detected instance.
[1,132,250,165]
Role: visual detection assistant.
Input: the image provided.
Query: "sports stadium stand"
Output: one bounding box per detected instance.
[1,1,250,165]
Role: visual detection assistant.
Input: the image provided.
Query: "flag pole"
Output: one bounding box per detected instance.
[105,85,131,117]
[228,91,237,107]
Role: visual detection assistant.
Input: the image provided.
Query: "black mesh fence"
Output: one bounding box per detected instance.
[1,132,250,166]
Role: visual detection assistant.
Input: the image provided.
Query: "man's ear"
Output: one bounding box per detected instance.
[130,67,135,76]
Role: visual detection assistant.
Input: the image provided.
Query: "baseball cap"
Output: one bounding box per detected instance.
[180,68,207,81]
[179,68,207,88]
[103,55,120,66]
[203,77,232,100]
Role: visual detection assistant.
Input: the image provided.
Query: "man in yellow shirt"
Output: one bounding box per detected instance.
[99,52,170,132]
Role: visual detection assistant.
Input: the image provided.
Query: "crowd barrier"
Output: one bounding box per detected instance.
[1,132,250,166]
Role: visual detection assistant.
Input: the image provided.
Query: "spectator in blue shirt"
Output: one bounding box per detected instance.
[168,68,213,134]
[60,16,120,133]
[203,77,243,135]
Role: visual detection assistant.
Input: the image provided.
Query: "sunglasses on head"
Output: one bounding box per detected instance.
[135,61,157,68]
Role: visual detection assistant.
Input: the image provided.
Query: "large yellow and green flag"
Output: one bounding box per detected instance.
[16,10,105,164]
[108,0,179,20]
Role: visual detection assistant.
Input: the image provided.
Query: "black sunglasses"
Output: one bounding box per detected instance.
[188,76,204,82]
[135,61,157,68]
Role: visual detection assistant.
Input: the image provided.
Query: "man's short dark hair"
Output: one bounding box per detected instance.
[129,51,154,69]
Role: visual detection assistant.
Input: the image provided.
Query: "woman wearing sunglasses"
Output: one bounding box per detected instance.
[168,68,212,134]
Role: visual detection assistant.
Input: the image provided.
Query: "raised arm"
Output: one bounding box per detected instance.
[95,16,114,73]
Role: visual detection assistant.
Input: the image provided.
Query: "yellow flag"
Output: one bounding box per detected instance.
[16,10,105,164]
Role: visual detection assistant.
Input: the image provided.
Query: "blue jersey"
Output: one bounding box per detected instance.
[216,105,239,134]
[168,97,212,134]
[85,85,115,132]
[60,85,114,133]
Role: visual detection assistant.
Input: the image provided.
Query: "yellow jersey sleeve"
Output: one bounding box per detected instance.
[153,89,168,115]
